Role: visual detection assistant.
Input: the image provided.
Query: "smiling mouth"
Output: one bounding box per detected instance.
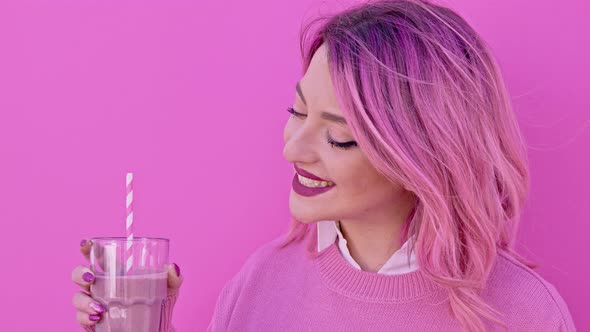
[293,165,333,183]
[295,172,335,187]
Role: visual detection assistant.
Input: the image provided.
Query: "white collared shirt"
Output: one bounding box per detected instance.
[317,220,418,275]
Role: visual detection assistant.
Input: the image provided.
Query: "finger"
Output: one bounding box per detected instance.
[77,310,102,326]
[81,239,105,270]
[80,239,92,263]
[72,291,106,315]
[167,263,184,296]
[72,265,95,292]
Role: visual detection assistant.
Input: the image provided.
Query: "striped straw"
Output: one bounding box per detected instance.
[125,172,134,275]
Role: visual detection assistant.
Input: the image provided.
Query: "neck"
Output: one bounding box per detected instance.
[338,193,416,273]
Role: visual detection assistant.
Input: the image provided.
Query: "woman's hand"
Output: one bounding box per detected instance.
[71,239,184,330]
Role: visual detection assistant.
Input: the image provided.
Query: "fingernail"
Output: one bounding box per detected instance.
[173,263,181,277]
[89,302,105,313]
[82,272,95,282]
[89,314,101,321]
[80,239,87,246]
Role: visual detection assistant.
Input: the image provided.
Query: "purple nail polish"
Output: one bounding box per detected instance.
[89,314,101,321]
[82,272,95,282]
[80,239,87,246]
[89,302,105,313]
[174,263,181,277]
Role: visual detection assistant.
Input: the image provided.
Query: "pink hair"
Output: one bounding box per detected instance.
[279,0,535,330]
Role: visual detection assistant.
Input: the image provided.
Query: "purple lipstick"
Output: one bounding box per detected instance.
[292,165,336,197]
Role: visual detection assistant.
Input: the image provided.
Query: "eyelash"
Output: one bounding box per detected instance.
[286,107,358,150]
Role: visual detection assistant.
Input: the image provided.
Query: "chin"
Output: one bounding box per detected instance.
[289,191,338,224]
[290,207,335,225]
[289,203,319,224]
[289,210,316,224]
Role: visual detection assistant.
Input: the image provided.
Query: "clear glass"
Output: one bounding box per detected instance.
[89,237,169,332]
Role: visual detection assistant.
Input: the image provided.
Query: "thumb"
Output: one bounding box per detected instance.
[166,263,183,296]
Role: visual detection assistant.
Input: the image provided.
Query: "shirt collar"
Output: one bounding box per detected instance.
[316,220,418,274]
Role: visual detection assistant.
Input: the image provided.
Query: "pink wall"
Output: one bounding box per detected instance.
[0,0,587,330]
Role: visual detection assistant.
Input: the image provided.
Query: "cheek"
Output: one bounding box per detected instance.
[353,176,378,196]
[338,165,393,198]
[332,163,372,193]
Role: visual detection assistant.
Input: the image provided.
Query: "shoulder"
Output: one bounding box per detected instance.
[240,233,293,270]
[207,233,294,331]
[218,232,298,291]
[484,250,576,331]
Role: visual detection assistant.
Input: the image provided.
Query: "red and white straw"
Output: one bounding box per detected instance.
[125,172,134,275]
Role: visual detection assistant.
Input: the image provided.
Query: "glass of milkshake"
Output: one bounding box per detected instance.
[88,237,169,332]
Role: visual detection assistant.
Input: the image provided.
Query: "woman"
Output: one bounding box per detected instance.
[71,0,576,330]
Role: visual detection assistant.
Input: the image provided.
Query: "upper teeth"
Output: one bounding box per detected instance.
[297,173,334,188]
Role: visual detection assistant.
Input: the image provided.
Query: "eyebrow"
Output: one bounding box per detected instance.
[296,81,348,125]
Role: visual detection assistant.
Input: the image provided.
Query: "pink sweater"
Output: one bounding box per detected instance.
[207,228,576,331]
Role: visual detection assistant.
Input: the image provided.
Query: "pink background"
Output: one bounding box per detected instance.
[0,0,587,330]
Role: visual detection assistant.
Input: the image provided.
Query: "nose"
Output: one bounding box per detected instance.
[283,122,318,165]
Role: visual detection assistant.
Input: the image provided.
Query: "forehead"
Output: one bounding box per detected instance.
[298,44,343,117]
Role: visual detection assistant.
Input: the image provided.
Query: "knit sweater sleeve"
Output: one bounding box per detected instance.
[160,292,179,332]
[206,237,279,332]
[206,235,286,331]
[206,261,251,332]
[81,292,179,332]
[546,282,577,332]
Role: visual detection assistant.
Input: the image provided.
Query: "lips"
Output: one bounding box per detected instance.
[294,165,331,182]
[292,173,335,197]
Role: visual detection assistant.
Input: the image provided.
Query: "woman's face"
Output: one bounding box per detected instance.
[283,44,408,224]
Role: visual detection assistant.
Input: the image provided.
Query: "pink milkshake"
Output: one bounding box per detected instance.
[91,271,168,332]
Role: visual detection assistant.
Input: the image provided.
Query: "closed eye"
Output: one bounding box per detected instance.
[286,107,357,150]
[286,107,304,118]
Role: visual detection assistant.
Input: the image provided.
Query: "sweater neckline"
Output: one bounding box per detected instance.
[317,220,419,275]
[314,241,442,303]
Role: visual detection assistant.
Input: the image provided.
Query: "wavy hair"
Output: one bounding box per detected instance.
[279,0,532,330]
